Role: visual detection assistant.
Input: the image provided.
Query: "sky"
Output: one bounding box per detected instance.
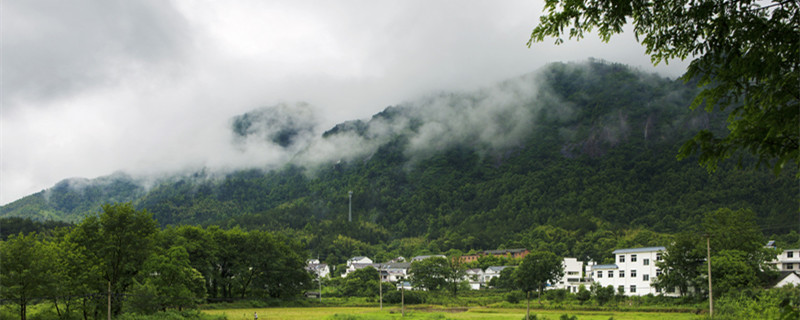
[0,0,691,205]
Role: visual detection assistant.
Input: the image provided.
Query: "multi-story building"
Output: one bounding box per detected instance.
[772,248,800,273]
[591,247,675,296]
[552,257,589,293]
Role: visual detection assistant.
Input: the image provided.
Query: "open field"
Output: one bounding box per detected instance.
[202,306,704,320]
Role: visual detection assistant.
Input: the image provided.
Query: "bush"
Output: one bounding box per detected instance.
[506,291,522,304]
[382,290,426,304]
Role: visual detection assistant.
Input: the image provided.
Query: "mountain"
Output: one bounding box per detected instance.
[2,60,796,262]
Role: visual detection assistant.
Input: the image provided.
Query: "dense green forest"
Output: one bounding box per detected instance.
[2,61,797,266]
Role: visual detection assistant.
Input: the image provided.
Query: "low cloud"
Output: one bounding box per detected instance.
[1,0,690,205]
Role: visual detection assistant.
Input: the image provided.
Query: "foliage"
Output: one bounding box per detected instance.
[341,267,380,297]
[0,232,54,320]
[591,283,615,306]
[514,251,564,300]
[529,0,799,175]
[575,284,591,305]
[654,233,705,297]
[0,217,72,240]
[72,203,158,315]
[657,208,778,299]
[714,286,800,320]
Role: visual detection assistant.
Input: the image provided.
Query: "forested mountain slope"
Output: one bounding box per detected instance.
[2,60,796,263]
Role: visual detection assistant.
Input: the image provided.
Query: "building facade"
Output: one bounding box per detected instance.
[591,247,673,296]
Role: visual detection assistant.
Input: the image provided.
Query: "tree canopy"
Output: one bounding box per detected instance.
[529,0,799,174]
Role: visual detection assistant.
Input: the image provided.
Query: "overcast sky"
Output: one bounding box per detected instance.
[0,0,690,205]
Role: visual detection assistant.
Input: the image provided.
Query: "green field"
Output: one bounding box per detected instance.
[202,306,704,320]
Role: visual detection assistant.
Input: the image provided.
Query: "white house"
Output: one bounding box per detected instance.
[483,266,511,284]
[592,246,676,296]
[341,257,377,278]
[380,262,412,282]
[771,248,800,273]
[306,263,330,278]
[464,268,484,290]
[773,271,800,288]
[551,257,588,293]
[347,256,373,266]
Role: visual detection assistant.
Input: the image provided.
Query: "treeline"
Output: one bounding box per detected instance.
[0,203,310,320]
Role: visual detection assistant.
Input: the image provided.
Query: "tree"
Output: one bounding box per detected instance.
[529,0,799,174]
[136,246,206,311]
[443,257,467,296]
[514,251,564,319]
[51,230,102,319]
[575,284,591,305]
[654,232,706,297]
[410,257,448,291]
[0,233,54,320]
[342,267,380,297]
[656,208,777,298]
[489,266,517,290]
[73,203,158,315]
[591,282,615,306]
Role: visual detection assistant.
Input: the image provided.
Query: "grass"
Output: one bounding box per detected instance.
[202,306,705,320]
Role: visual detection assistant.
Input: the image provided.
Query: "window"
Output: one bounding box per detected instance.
[656,269,662,277]
[643,259,650,266]
[786,263,794,270]
[643,274,650,281]
[667,287,675,293]
[789,251,794,258]
[597,271,603,278]
[656,287,661,293]
[631,270,637,278]
[608,270,614,278]
[619,255,625,263]
[631,254,637,262]
[656,253,663,261]
[619,270,625,278]
[630,285,636,293]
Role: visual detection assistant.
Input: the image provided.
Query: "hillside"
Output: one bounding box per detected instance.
[2,60,796,264]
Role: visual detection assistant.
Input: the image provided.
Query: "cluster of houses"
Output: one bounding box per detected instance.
[305,244,800,296]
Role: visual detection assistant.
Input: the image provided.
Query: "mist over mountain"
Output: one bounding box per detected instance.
[2,60,795,260]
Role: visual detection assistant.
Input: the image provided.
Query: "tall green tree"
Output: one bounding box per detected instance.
[529,0,799,174]
[514,251,564,319]
[654,232,705,297]
[50,230,102,319]
[410,257,449,291]
[0,233,55,320]
[656,208,777,298]
[73,203,158,315]
[136,246,206,311]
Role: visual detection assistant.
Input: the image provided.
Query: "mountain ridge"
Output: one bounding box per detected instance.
[2,61,795,261]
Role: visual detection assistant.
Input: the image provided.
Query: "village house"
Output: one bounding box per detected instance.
[770,247,800,273]
[305,260,330,278]
[590,246,677,296]
[551,257,589,293]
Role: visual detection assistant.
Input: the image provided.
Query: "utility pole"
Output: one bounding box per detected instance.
[318,255,322,303]
[348,191,353,222]
[107,281,111,320]
[400,276,405,317]
[378,263,383,310]
[707,235,713,318]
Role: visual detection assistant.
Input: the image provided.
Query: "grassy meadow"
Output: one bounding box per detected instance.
[202,306,704,320]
